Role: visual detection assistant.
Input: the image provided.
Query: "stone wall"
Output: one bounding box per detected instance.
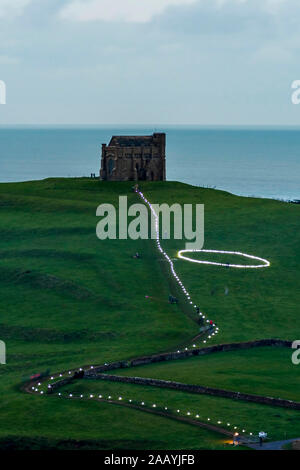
[47,377,74,393]
[48,339,294,410]
[83,339,298,410]
[84,339,291,375]
[86,371,300,410]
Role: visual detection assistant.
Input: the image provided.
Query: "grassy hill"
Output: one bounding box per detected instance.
[0,178,299,449]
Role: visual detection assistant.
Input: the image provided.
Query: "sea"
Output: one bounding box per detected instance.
[0,126,299,201]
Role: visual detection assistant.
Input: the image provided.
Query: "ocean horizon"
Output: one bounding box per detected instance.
[1,125,299,201]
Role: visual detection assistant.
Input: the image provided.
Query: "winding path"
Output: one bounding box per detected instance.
[25,189,296,448]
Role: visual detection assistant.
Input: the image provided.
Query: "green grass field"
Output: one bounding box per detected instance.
[107,347,299,401]
[0,178,299,449]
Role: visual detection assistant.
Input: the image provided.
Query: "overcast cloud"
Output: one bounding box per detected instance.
[0,0,300,125]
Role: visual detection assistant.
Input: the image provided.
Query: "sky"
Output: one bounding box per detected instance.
[1,0,300,125]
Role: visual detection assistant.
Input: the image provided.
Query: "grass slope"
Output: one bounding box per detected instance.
[0,178,299,449]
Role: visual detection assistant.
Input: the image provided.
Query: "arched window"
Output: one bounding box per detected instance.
[108,159,115,175]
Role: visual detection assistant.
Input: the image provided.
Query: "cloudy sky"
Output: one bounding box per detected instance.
[0,0,300,125]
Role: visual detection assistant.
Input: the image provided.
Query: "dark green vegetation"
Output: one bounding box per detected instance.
[0,178,299,449]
